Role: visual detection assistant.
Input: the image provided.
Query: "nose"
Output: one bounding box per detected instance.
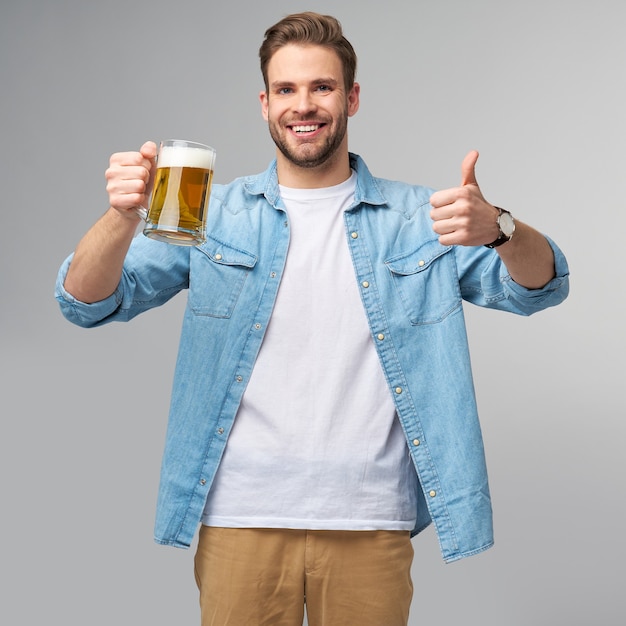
[293,88,317,115]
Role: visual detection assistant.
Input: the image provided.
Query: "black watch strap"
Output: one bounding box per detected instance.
[484,207,513,249]
[485,233,510,248]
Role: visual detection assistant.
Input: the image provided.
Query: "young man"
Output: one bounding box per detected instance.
[56,12,569,626]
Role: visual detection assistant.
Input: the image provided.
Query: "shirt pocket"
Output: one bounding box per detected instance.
[385,240,461,325]
[189,237,258,318]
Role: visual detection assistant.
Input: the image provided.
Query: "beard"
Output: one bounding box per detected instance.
[268,109,349,169]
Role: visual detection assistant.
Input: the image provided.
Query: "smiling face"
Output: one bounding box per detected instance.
[260,43,360,187]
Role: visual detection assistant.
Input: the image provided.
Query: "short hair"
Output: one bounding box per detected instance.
[259,12,357,92]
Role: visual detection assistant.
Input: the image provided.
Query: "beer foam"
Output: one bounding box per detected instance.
[157,144,215,169]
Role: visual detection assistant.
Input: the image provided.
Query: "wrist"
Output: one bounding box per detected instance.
[484,207,515,248]
[109,205,143,225]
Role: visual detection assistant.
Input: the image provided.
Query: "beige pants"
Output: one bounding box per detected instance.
[194,526,414,626]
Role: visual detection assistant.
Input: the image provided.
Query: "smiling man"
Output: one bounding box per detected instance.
[261,42,359,181]
[56,12,570,626]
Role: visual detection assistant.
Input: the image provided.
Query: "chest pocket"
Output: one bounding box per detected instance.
[385,240,461,325]
[189,238,257,318]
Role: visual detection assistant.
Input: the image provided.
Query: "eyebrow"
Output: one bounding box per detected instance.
[270,77,340,90]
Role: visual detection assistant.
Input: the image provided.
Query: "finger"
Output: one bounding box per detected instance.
[105,162,151,210]
[140,141,158,162]
[430,202,455,223]
[431,217,456,236]
[105,164,150,184]
[460,150,479,186]
[429,187,460,209]
[139,141,158,198]
[109,144,155,169]
[106,176,148,203]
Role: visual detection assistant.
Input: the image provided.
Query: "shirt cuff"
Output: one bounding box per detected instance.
[55,254,122,326]
[502,235,570,297]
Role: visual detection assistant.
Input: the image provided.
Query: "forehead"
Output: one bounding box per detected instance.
[267,43,344,85]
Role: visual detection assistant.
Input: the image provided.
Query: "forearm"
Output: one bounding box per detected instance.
[63,208,140,303]
[496,221,555,290]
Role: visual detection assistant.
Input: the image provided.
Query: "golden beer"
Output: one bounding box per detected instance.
[144,140,216,246]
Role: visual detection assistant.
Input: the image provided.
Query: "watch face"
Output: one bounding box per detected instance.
[498,212,516,237]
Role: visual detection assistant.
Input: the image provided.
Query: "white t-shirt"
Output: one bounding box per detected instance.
[202,173,418,530]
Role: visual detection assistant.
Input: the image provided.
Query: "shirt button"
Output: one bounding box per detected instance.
[395,387,403,394]
[351,232,358,239]
[377,333,385,341]
[429,490,437,498]
[236,376,243,383]
[270,271,277,278]
[255,323,262,330]
[413,439,420,447]
[418,260,425,267]
[200,479,207,486]
[217,427,224,435]
[215,253,222,261]
[362,281,370,288]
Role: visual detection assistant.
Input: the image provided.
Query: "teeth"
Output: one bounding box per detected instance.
[293,125,319,133]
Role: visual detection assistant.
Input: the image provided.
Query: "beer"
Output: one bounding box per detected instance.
[144,141,216,246]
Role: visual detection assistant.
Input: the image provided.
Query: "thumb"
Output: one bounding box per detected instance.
[140,141,158,203]
[140,140,158,161]
[460,150,479,186]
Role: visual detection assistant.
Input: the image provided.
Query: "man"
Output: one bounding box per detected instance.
[56,11,569,626]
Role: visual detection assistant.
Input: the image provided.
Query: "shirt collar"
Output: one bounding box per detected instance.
[243,153,387,210]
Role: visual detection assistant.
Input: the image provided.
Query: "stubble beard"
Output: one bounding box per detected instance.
[268,109,349,170]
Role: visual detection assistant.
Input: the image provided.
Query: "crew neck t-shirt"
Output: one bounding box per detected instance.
[202,173,418,530]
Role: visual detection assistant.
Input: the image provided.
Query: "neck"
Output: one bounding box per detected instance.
[276,148,352,189]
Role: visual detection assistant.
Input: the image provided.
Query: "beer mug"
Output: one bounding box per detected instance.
[141,140,216,246]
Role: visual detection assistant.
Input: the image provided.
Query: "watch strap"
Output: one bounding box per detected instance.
[485,207,513,249]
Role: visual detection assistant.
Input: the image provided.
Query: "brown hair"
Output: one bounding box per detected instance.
[259,12,357,92]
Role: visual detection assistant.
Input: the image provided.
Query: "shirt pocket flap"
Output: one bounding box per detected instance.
[198,237,258,269]
[190,238,258,318]
[384,241,460,325]
[385,239,450,276]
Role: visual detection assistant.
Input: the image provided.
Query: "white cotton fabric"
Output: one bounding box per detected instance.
[202,172,418,530]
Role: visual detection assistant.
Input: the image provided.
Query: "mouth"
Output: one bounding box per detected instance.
[289,123,326,135]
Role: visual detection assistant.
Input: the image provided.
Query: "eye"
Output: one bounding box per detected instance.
[277,87,293,95]
[316,84,332,92]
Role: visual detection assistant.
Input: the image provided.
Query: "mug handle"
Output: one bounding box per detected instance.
[134,206,148,220]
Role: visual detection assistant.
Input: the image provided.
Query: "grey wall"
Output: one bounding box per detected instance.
[1,0,624,624]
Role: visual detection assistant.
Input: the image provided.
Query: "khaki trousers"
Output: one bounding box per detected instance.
[194,526,414,626]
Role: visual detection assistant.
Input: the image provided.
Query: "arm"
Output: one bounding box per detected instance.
[491,220,555,289]
[429,151,555,290]
[63,141,157,303]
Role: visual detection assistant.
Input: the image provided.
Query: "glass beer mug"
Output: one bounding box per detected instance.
[141,139,216,246]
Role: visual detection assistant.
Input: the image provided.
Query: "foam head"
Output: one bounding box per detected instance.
[157,142,216,169]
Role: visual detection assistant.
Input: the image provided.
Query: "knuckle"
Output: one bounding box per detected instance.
[457,199,472,217]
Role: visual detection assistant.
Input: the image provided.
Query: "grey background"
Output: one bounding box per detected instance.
[1,0,624,624]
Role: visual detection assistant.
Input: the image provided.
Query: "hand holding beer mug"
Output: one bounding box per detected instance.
[140,140,216,246]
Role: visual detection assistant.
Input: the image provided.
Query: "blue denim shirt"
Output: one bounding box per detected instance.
[56,154,569,562]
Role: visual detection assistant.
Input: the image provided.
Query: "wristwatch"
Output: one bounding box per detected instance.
[485,207,515,248]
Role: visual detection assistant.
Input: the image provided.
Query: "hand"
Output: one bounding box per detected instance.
[429,150,500,247]
[105,141,158,220]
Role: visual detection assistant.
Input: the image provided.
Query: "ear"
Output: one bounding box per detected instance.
[347,82,360,117]
[259,91,269,121]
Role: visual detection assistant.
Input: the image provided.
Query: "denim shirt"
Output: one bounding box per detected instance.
[56,154,569,563]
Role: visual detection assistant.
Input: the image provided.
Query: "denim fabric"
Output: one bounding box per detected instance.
[56,154,569,562]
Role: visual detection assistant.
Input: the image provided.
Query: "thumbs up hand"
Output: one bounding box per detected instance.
[429,150,501,247]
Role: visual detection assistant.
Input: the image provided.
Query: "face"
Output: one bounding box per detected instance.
[260,44,360,172]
